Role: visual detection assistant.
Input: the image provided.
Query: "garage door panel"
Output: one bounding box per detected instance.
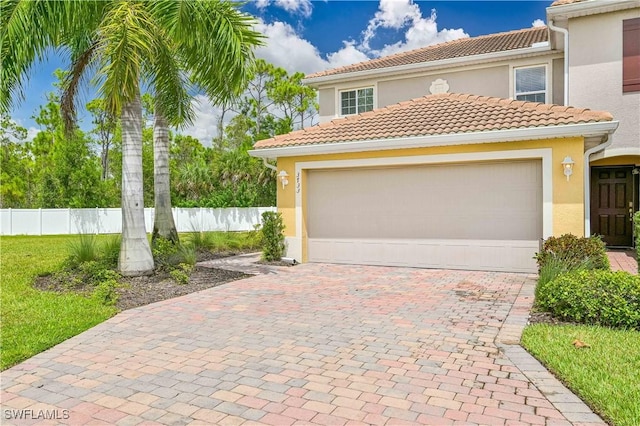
[308,238,539,272]
[306,160,542,273]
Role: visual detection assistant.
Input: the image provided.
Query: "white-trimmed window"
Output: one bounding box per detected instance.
[514,65,547,103]
[340,87,374,115]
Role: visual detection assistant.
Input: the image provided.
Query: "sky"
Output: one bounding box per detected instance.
[9,0,550,144]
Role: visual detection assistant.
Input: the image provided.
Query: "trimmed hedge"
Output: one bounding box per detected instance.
[536,269,640,329]
[535,234,609,272]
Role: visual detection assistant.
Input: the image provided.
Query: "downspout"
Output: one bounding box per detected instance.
[262,157,277,172]
[548,20,569,106]
[584,134,615,237]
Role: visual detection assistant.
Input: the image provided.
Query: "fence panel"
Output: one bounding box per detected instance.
[0,207,276,236]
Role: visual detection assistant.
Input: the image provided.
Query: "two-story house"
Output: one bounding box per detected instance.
[250,0,639,273]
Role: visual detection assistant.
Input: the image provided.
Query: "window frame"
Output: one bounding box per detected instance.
[338,87,375,116]
[513,64,548,103]
[623,17,640,93]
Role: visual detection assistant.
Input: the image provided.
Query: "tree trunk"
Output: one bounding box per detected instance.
[152,111,178,243]
[118,94,154,276]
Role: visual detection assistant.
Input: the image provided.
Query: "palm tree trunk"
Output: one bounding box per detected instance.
[119,94,154,276]
[152,111,178,244]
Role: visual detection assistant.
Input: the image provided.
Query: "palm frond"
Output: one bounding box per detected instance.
[61,40,100,134]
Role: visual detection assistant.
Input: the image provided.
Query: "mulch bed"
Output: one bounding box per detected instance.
[528,310,580,327]
[33,250,252,312]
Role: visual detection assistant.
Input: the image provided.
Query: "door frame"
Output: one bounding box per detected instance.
[590,165,638,247]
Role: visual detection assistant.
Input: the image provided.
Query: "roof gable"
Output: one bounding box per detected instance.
[253,93,613,149]
[305,27,549,80]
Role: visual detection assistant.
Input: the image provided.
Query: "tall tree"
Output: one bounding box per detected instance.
[1,0,261,276]
[86,98,117,181]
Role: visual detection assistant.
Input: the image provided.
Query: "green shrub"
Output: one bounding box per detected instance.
[91,278,119,306]
[535,234,609,272]
[634,211,640,273]
[67,235,101,267]
[261,211,285,261]
[101,235,121,268]
[536,253,597,301]
[537,270,640,329]
[152,237,195,269]
[187,231,217,251]
[169,263,193,285]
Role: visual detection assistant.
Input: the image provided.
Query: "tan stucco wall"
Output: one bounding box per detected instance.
[552,58,565,105]
[568,8,640,154]
[314,53,565,122]
[318,88,335,118]
[377,66,510,107]
[276,137,586,261]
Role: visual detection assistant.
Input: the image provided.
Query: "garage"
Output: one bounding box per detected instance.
[306,160,542,273]
[250,93,616,274]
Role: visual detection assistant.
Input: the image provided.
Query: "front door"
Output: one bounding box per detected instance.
[591,167,634,247]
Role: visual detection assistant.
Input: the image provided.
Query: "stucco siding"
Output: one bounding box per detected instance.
[276,137,586,264]
[377,66,510,107]
[552,58,565,105]
[318,88,335,121]
[568,9,640,155]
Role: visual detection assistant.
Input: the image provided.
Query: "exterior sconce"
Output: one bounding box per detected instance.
[278,170,289,189]
[561,156,574,181]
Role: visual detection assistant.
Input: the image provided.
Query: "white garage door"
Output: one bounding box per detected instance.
[307,160,542,273]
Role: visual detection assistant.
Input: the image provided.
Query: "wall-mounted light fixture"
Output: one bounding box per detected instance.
[278,170,289,189]
[561,156,574,181]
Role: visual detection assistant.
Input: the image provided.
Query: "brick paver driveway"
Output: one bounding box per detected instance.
[2,264,603,425]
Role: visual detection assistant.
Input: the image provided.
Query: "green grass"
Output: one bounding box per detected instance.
[185,230,261,252]
[522,324,640,426]
[1,235,118,370]
[1,232,261,370]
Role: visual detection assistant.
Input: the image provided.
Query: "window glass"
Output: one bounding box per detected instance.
[341,88,373,115]
[515,66,546,103]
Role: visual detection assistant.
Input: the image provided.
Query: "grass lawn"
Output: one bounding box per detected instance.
[1,232,260,371]
[1,235,118,370]
[522,324,640,426]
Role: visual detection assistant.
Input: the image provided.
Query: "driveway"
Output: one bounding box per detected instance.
[1,264,603,425]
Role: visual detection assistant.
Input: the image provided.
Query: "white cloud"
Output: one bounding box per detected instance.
[180,95,226,145]
[532,18,546,27]
[255,20,326,74]
[325,41,369,69]
[185,1,469,141]
[254,0,313,17]
[361,0,468,57]
[26,127,39,141]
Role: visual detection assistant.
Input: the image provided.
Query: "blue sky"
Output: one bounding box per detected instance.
[10,0,550,143]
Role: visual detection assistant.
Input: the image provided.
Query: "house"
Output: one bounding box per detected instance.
[249,0,640,273]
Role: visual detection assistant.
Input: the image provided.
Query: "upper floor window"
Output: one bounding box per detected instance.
[515,65,546,103]
[623,18,640,93]
[340,87,374,115]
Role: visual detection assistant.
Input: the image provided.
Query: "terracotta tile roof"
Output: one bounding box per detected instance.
[253,93,613,149]
[550,0,588,6]
[305,27,549,79]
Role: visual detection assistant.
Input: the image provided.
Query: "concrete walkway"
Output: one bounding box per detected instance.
[1,264,603,425]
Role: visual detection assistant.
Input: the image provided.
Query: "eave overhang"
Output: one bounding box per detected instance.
[248,121,619,159]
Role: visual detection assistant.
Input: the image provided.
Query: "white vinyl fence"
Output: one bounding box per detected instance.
[0,207,276,236]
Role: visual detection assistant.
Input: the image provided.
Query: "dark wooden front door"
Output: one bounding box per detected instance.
[591,167,634,246]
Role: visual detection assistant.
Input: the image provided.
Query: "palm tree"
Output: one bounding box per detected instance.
[1,0,262,276]
[152,109,178,243]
